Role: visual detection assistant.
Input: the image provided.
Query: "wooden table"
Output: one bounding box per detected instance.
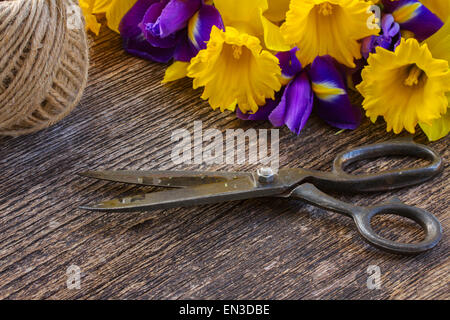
[0,28,448,300]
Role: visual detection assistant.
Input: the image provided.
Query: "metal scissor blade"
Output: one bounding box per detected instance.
[80,174,286,212]
[79,170,249,188]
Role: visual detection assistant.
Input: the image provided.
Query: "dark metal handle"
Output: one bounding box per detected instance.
[330,139,443,192]
[289,184,442,255]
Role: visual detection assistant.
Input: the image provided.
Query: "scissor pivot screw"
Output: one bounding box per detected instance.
[257,167,275,183]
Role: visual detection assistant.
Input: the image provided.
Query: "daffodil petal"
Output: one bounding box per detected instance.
[260,10,290,52]
[162,61,189,83]
[214,0,266,36]
[80,0,102,35]
[309,56,361,129]
[419,106,450,141]
[425,18,450,62]
[92,0,114,13]
[85,15,102,35]
[265,0,291,22]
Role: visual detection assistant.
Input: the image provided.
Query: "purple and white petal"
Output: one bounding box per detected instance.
[188,4,224,51]
[276,48,302,82]
[156,0,202,38]
[308,56,361,130]
[269,71,314,135]
[382,0,443,41]
[382,14,401,38]
[361,14,401,58]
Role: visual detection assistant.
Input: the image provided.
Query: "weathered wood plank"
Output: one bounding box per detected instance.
[0,27,448,300]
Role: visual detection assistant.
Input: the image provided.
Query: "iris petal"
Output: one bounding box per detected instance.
[119,0,157,38]
[141,2,179,48]
[269,71,314,135]
[157,0,202,38]
[237,97,280,121]
[276,48,302,83]
[174,30,198,62]
[122,34,176,63]
[419,0,450,21]
[361,14,401,59]
[383,0,443,41]
[188,5,224,51]
[309,56,361,129]
[119,0,175,63]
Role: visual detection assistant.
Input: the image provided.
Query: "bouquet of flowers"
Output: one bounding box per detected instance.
[81,0,450,141]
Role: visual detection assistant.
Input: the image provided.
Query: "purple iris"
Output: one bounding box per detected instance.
[237,48,361,135]
[362,14,401,59]
[382,0,443,41]
[119,0,224,63]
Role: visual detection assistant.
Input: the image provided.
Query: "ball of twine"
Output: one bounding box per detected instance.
[0,0,89,136]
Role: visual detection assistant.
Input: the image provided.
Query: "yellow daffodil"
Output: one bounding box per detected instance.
[357,37,450,137]
[419,18,450,140]
[187,26,282,113]
[281,0,380,67]
[80,0,101,35]
[214,0,290,51]
[79,0,137,34]
[265,0,292,22]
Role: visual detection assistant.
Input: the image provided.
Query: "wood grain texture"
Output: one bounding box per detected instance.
[0,27,448,300]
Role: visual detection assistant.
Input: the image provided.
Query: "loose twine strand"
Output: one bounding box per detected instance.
[0,0,89,136]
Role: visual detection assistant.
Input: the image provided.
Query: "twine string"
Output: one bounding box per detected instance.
[0,0,89,136]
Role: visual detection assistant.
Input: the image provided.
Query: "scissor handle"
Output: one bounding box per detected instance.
[330,139,443,192]
[354,201,442,254]
[290,183,442,255]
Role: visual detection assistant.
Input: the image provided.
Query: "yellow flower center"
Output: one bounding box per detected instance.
[232,45,243,59]
[404,64,425,87]
[318,2,334,16]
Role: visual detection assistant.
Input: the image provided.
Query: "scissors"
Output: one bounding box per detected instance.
[80,139,443,255]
